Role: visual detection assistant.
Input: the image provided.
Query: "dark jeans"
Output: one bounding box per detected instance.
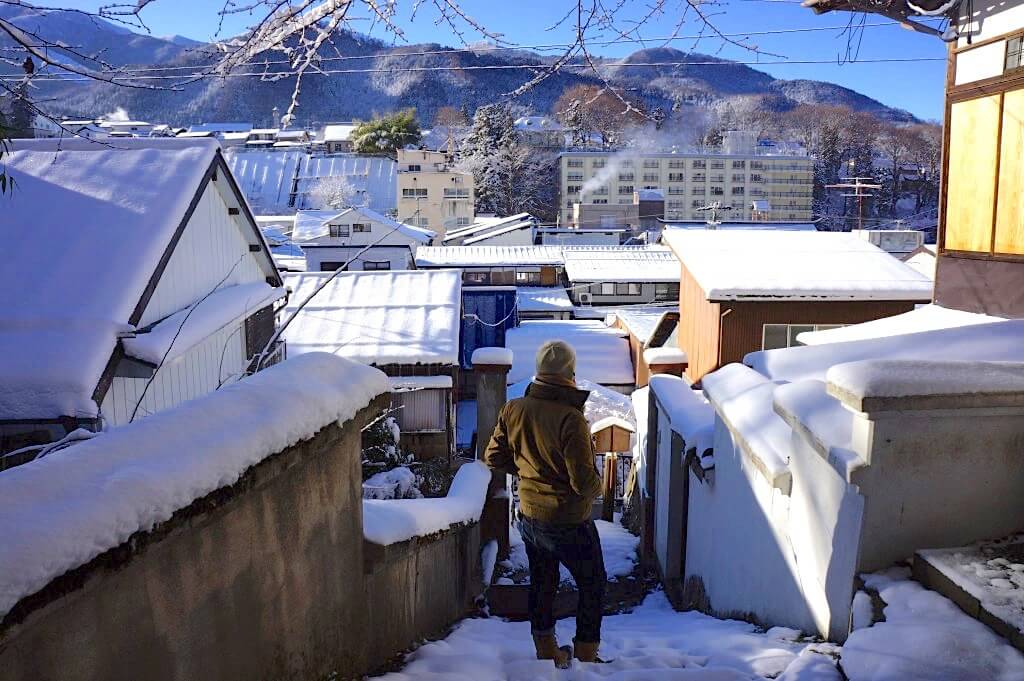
[518,515,606,643]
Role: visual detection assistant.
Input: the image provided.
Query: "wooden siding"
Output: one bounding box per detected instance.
[995,88,1024,255]
[101,321,246,426]
[138,180,270,327]
[944,95,1001,253]
[934,255,1024,317]
[677,263,721,383]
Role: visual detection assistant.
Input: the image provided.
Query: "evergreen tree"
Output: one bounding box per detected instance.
[350,108,421,156]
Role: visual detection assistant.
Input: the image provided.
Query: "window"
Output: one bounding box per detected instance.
[567,172,584,181]
[668,173,685,182]
[464,271,490,285]
[731,187,745,196]
[668,187,685,195]
[618,185,634,195]
[691,200,703,209]
[732,174,746,183]
[592,160,606,169]
[516,271,541,285]
[732,160,746,169]
[618,173,635,182]
[444,188,471,198]
[328,224,350,238]
[643,173,660,182]
[1007,36,1023,72]
[710,161,725,169]
[710,186,724,196]
[407,164,421,172]
[668,160,686,169]
[402,188,428,198]
[643,159,660,168]
[621,160,634,168]
[567,158,584,167]
[456,217,471,226]
[417,218,430,228]
[600,283,616,295]
[567,185,582,194]
[692,174,706,183]
[352,223,370,233]
[761,324,846,350]
[691,187,704,196]
[615,283,630,295]
[751,174,765,183]
[692,160,706,169]
[320,261,345,271]
[363,260,391,270]
[654,283,679,301]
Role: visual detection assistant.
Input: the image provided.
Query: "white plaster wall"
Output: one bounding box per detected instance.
[684,417,820,635]
[855,407,1024,572]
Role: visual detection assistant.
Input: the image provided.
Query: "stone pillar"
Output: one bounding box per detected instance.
[644,347,688,380]
[472,347,513,561]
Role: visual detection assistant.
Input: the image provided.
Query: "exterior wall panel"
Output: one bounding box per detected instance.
[945,95,1001,253]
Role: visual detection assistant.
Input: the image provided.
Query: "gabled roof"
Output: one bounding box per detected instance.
[0,138,277,420]
[323,123,358,142]
[282,270,462,365]
[516,287,574,312]
[443,213,535,242]
[663,230,934,301]
[505,320,634,385]
[292,206,434,243]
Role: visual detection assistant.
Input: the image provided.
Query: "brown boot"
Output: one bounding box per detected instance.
[533,634,572,669]
[574,640,607,663]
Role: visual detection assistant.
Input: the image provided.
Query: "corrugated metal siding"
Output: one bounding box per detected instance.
[392,389,447,432]
[101,321,247,426]
[717,300,918,370]
[678,264,721,383]
[139,181,268,327]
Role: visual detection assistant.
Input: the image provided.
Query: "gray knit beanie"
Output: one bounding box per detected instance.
[535,340,576,380]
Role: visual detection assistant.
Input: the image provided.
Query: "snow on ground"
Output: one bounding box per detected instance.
[842,568,1024,681]
[500,518,639,585]
[376,589,839,681]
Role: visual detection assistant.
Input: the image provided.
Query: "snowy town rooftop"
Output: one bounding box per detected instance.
[414,245,564,267]
[505,320,634,386]
[561,246,679,283]
[322,123,358,142]
[663,221,818,231]
[663,230,934,301]
[515,287,574,313]
[281,269,462,366]
[796,304,1006,346]
[0,137,251,420]
[291,207,435,242]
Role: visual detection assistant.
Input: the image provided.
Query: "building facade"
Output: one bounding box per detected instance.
[558,145,814,226]
[396,149,475,237]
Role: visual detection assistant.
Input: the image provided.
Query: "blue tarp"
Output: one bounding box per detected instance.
[460,288,519,369]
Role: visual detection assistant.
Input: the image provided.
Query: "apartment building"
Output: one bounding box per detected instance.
[396,149,475,237]
[558,134,814,225]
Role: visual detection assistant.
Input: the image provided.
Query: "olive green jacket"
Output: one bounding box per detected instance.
[484,380,601,524]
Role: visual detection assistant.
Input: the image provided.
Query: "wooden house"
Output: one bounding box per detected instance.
[613,310,683,387]
[281,269,463,459]
[414,246,565,286]
[562,246,681,307]
[0,138,285,457]
[663,230,934,382]
[293,206,435,272]
[806,0,1024,318]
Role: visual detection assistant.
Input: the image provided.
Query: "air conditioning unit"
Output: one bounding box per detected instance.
[579,292,593,306]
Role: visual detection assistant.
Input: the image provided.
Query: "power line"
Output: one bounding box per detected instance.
[4,20,922,78]
[4,56,947,84]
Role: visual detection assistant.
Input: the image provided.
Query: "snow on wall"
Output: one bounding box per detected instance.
[796,304,1005,347]
[362,461,490,545]
[0,353,389,619]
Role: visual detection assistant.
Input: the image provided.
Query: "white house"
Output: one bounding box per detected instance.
[562,246,681,306]
[282,269,463,458]
[322,123,358,153]
[0,138,285,458]
[292,206,435,271]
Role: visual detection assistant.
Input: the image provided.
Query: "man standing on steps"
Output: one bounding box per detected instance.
[484,340,607,668]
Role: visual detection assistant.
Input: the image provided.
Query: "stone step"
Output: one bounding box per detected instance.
[913,533,1024,652]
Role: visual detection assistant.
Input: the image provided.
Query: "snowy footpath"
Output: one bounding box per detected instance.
[376,566,1024,681]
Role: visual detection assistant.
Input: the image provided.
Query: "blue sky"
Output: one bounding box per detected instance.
[41,0,947,120]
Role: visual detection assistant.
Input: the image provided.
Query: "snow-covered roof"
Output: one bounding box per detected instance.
[514,116,563,131]
[443,213,534,243]
[613,309,671,343]
[746,319,1024,385]
[416,245,564,267]
[901,245,937,279]
[281,269,462,366]
[796,304,1007,346]
[323,123,358,142]
[636,189,664,201]
[663,230,934,301]
[292,206,433,243]
[505,320,634,385]
[0,138,226,420]
[562,246,679,283]
[663,221,817,231]
[516,287,574,312]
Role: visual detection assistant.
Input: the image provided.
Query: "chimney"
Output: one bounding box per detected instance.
[472,347,513,560]
[272,106,281,129]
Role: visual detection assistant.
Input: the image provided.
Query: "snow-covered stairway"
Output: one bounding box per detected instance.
[914,535,1024,652]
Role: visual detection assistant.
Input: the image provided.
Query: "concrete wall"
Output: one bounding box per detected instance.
[0,394,483,681]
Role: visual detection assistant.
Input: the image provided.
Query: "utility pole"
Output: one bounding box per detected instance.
[825,177,881,231]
